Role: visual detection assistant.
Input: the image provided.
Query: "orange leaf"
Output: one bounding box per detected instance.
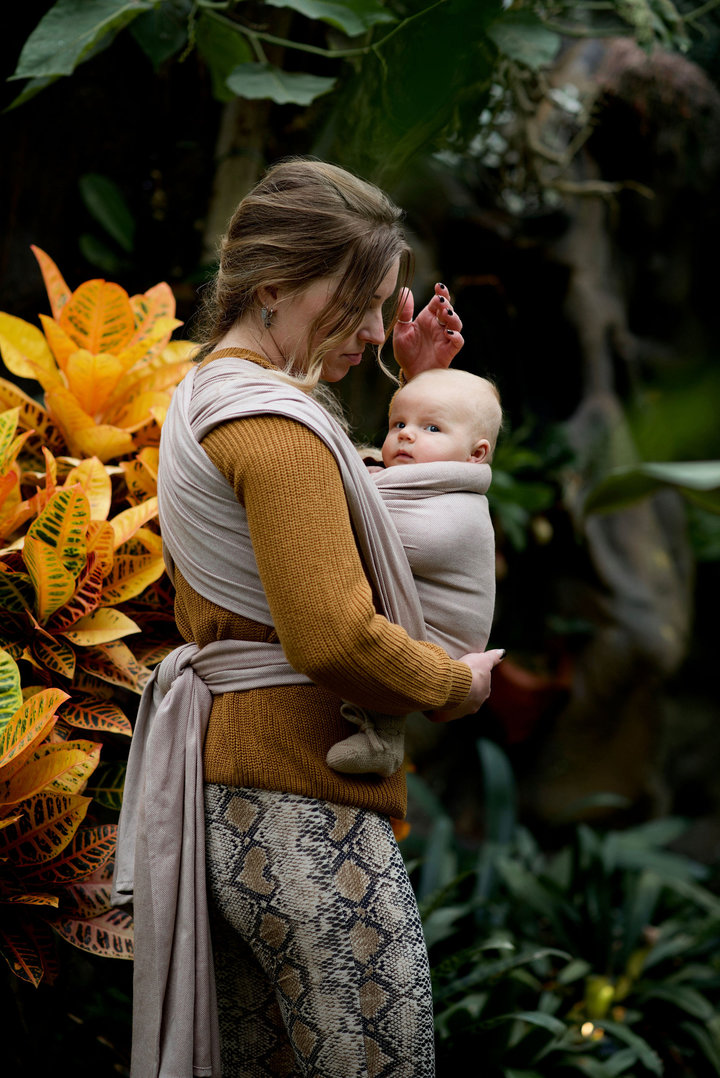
[2,741,100,803]
[130,281,176,327]
[39,314,79,373]
[64,350,126,417]
[45,385,134,462]
[0,791,89,865]
[23,823,116,884]
[45,554,105,633]
[29,630,76,680]
[64,457,112,520]
[0,379,63,453]
[0,313,61,391]
[110,496,158,548]
[101,553,165,605]
[85,521,115,575]
[109,390,172,433]
[77,640,149,694]
[60,280,135,354]
[0,686,68,782]
[31,245,71,320]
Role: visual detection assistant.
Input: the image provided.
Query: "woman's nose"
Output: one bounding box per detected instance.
[359,309,385,345]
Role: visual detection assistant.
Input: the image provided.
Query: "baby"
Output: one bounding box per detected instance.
[327,368,502,777]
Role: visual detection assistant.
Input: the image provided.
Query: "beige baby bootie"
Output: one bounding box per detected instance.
[326,704,406,777]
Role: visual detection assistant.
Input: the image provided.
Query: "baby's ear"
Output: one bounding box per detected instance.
[469,439,490,463]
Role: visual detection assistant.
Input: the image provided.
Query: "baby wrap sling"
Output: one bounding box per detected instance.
[373,461,495,657]
[112,355,427,1077]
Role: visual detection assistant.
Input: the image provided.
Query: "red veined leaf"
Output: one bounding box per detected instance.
[61,878,113,919]
[45,553,104,633]
[0,914,58,985]
[0,887,59,908]
[59,280,135,354]
[23,823,116,885]
[60,696,132,737]
[0,792,89,865]
[77,640,149,694]
[65,669,115,699]
[0,686,67,781]
[53,906,133,960]
[31,245,71,320]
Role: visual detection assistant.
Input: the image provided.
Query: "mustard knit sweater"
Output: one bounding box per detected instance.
[173,351,472,819]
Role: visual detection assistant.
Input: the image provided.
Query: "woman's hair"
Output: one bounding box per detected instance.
[195,159,413,387]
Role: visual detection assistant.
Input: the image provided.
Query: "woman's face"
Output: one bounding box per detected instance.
[273,259,400,383]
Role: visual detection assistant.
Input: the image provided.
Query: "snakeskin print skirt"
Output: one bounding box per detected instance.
[205,784,435,1078]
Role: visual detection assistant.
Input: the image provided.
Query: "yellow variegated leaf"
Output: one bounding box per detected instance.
[101,553,165,605]
[2,741,100,803]
[0,686,68,781]
[85,521,115,576]
[24,487,89,620]
[1,891,60,907]
[0,648,22,732]
[106,356,190,417]
[60,280,135,354]
[111,315,180,375]
[23,822,116,885]
[130,281,176,327]
[29,629,76,680]
[45,385,134,462]
[64,350,126,416]
[0,813,23,830]
[64,458,112,521]
[39,314,79,373]
[0,378,63,452]
[31,245,71,320]
[110,496,158,549]
[77,640,149,694]
[119,457,157,502]
[0,313,61,389]
[0,407,21,461]
[133,526,163,555]
[62,607,140,646]
[110,391,171,433]
[0,791,89,864]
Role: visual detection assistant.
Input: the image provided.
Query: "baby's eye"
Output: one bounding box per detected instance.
[425,424,441,433]
[393,421,406,429]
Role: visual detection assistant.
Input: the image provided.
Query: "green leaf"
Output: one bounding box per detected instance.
[0,649,22,734]
[195,12,253,103]
[84,761,126,811]
[478,1009,567,1035]
[584,461,720,517]
[600,1019,662,1074]
[640,984,715,1021]
[130,0,190,68]
[10,0,152,80]
[226,62,336,106]
[486,11,561,71]
[478,738,516,845]
[4,76,61,111]
[78,174,135,253]
[264,0,395,37]
[78,234,125,275]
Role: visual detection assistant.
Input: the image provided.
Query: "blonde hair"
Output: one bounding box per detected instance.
[196,158,413,388]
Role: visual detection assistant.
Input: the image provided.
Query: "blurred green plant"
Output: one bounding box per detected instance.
[406,739,720,1076]
[490,422,571,551]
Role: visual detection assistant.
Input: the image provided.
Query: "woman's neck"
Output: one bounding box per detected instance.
[215,321,288,370]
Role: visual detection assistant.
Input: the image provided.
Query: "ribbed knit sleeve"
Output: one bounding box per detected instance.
[201,415,472,715]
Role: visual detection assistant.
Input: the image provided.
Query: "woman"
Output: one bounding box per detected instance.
[122,159,503,1078]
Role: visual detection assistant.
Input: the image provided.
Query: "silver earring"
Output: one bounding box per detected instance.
[261,306,275,329]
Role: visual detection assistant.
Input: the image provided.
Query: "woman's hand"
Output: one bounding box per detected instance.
[392,283,464,379]
[428,649,505,723]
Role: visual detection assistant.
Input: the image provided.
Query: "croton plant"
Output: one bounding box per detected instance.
[0,248,193,985]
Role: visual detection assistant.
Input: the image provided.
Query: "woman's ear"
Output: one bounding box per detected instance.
[256,284,279,308]
[468,439,491,463]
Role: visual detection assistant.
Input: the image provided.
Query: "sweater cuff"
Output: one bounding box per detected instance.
[446,659,474,707]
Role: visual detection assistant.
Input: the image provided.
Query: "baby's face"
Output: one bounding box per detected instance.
[382,380,487,468]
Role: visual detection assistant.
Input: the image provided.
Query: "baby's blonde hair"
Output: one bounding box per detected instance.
[390,368,503,455]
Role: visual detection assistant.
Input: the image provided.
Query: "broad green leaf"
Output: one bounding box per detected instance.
[31,246,71,320]
[62,606,140,646]
[477,1009,567,1035]
[79,173,135,253]
[0,792,89,865]
[5,75,61,111]
[53,906,133,959]
[264,0,395,36]
[60,697,132,737]
[227,62,336,106]
[195,11,253,103]
[640,984,715,1021]
[600,1019,662,1075]
[79,233,126,275]
[23,823,116,884]
[130,1,190,68]
[487,11,561,71]
[11,0,152,80]
[0,649,22,732]
[584,461,720,516]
